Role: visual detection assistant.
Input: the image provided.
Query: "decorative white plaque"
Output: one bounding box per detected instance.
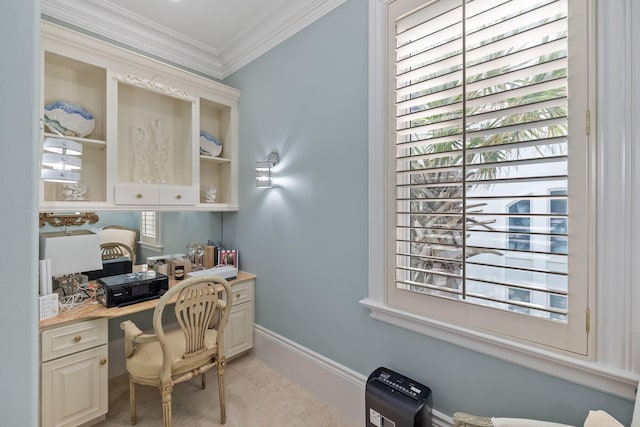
[39,293,59,320]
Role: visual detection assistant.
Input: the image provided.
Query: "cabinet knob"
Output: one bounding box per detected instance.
[100,359,107,366]
[176,194,182,200]
[235,293,241,298]
[136,193,143,199]
[74,336,82,342]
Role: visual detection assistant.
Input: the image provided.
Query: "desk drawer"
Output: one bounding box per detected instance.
[231,281,253,306]
[41,318,108,362]
[158,186,197,205]
[114,184,159,205]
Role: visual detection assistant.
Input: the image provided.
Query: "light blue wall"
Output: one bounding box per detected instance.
[108,211,223,339]
[38,209,223,340]
[137,212,223,262]
[7,0,635,424]
[224,0,634,424]
[0,0,40,425]
[39,211,223,264]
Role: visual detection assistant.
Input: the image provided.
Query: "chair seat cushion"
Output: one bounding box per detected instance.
[583,410,623,427]
[126,327,218,382]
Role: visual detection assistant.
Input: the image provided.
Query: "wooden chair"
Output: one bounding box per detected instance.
[100,242,134,260]
[97,225,138,263]
[120,275,233,426]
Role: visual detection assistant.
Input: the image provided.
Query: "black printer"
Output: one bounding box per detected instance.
[96,271,168,307]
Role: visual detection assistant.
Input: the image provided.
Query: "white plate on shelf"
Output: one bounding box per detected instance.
[200,131,222,157]
[44,100,95,138]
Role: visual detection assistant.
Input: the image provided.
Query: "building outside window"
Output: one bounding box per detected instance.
[508,287,531,314]
[508,200,531,251]
[549,189,568,254]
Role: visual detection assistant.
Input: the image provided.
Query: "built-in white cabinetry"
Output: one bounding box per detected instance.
[40,318,108,427]
[40,21,239,212]
[226,278,255,358]
[38,273,255,426]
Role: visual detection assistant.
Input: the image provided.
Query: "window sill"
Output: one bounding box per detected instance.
[138,241,163,252]
[359,297,638,400]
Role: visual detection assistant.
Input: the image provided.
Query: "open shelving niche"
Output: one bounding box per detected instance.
[39,21,240,212]
[41,51,108,205]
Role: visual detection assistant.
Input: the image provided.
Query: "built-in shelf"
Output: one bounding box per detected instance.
[43,132,106,149]
[200,155,231,164]
[39,21,240,212]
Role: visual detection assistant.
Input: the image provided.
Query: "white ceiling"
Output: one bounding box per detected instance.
[41,0,346,79]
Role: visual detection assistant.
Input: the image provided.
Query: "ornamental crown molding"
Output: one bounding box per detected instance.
[41,0,346,80]
[114,74,196,102]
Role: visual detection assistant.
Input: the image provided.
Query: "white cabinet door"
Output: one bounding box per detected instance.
[225,302,254,358]
[41,345,108,427]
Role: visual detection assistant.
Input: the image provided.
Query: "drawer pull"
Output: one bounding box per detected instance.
[100,359,107,366]
[74,336,82,342]
[136,193,143,199]
[235,293,241,298]
[176,194,182,200]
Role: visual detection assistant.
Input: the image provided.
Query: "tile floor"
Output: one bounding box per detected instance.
[95,352,359,427]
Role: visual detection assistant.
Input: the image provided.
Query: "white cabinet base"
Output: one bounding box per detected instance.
[41,318,108,427]
[226,302,254,358]
[41,345,108,427]
[225,279,254,358]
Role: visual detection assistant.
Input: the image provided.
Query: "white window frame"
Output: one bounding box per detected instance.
[361,0,640,399]
[388,0,590,353]
[139,211,163,252]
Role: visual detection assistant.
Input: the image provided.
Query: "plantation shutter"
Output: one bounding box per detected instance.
[388,0,590,353]
[140,211,158,245]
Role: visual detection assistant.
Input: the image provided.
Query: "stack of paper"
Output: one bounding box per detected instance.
[187,265,238,280]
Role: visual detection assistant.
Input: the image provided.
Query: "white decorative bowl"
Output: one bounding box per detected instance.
[44,101,95,138]
[200,131,222,157]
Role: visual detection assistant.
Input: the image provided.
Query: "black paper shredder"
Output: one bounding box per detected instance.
[365,367,432,427]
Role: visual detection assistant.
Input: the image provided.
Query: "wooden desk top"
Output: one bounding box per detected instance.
[39,271,256,329]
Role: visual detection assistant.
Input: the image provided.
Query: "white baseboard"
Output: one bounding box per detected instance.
[253,325,453,427]
[109,325,453,426]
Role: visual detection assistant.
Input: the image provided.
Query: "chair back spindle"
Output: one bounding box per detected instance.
[175,284,219,357]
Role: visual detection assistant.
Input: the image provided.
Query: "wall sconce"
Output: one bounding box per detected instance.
[256,151,279,188]
[41,137,82,183]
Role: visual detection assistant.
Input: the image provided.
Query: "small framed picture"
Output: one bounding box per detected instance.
[219,249,238,267]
